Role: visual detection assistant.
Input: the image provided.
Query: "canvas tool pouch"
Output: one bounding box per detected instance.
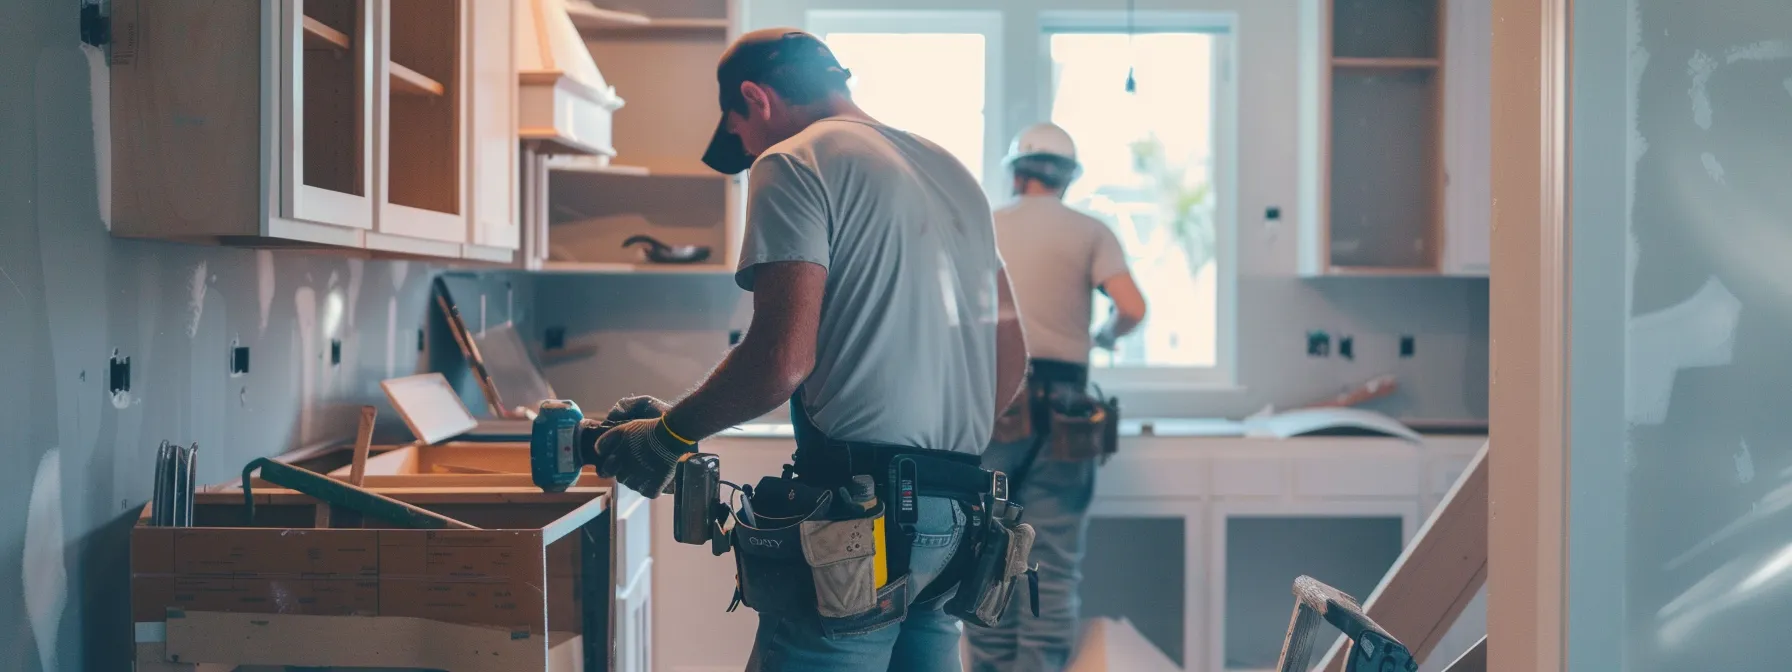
[945,517,1037,627]
[801,516,910,637]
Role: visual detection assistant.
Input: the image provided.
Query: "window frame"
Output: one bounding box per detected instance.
[1038,12,1241,392]
[804,10,1007,190]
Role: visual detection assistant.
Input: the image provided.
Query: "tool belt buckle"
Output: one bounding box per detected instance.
[990,470,1009,503]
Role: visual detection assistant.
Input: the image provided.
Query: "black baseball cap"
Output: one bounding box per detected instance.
[701,28,850,175]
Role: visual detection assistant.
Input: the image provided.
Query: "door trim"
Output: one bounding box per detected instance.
[1488,0,1570,669]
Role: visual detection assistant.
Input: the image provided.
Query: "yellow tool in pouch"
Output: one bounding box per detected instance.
[873,514,889,588]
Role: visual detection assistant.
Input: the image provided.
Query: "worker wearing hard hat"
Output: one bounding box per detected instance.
[967,123,1147,672]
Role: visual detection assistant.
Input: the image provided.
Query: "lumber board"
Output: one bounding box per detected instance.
[1317,441,1489,670]
[164,611,581,671]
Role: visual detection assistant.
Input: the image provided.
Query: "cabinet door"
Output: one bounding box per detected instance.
[1441,0,1492,276]
[467,0,519,251]
[615,559,653,672]
[282,0,377,230]
[376,0,470,243]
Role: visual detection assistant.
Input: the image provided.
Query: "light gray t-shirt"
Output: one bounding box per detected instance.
[993,195,1129,365]
[736,118,1001,454]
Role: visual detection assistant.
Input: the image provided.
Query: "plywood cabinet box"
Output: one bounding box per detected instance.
[109,0,518,263]
[131,486,607,671]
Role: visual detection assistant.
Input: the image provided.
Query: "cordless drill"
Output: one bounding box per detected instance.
[530,400,730,551]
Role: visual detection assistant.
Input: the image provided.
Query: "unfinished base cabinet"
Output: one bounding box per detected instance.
[110,0,518,263]
[130,487,607,671]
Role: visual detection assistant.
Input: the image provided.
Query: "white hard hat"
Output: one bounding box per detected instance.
[1005,123,1078,165]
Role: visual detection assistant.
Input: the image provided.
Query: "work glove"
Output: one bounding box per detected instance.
[594,417,694,498]
[605,395,671,425]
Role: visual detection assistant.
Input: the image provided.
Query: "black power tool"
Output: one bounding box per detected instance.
[530,400,728,551]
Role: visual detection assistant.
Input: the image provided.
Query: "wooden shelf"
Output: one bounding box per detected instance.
[302,15,352,51]
[565,3,729,35]
[547,157,724,179]
[539,260,733,274]
[389,61,445,97]
[1331,57,1442,69]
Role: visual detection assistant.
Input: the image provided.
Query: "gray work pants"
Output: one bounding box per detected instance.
[965,437,1099,672]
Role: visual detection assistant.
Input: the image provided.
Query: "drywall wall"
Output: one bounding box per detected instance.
[1567,0,1792,668]
[537,0,1489,422]
[0,2,531,667]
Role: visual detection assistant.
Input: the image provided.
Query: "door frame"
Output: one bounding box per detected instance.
[1487,0,1570,669]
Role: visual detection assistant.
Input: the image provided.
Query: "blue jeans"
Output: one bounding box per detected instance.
[746,495,968,672]
[965,438,1099,672]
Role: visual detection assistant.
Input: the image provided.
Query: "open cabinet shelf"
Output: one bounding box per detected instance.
[388,60,445,96]
[516,0,742,273]
[1298,0,1490,277]
[302,15,351,50]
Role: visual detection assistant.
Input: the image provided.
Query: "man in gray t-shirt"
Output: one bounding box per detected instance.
[591,28,1027,671]
[968,123,1146,672]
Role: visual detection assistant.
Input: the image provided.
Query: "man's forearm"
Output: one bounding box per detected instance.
[1096,309,1144,341]
[996,315,1027,410]
[661,340,803,441]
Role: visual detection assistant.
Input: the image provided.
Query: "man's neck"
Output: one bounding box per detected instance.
[796,95,876,127]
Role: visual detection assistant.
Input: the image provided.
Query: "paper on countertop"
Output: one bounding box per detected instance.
[1242,407,1423,443]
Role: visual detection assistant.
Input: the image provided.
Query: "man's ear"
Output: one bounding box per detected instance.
[741,81,774,121]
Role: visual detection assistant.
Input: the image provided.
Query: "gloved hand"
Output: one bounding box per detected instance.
[594,417,694,498]
[605,395,671,424]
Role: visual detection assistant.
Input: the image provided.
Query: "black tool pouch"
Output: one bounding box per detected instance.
[730,477,909,637]
[944,516,1037,627]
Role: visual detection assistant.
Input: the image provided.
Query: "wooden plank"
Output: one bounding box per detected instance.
[200,486,607,507]
[389,60,446,96]
[1316,441,1489,671]
[1442,635,1487,671]
[164,611,565,671]
[302,15,352,50]
[349,405,377,486]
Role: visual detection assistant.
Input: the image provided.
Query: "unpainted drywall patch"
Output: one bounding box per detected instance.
[1688,49,1717,130]
[257,250,275,335]
[390,260,410,291]
[1627,277,1742,425]
[1726,40,1792,64]
[295,286,318,442]
[346,258,365,329]
[186,261,208,337]
[1700,152,1727,185]
[386,296,399,379]
[1735,439,1755,484]
[83,42,110,229]
[23,448,67,672]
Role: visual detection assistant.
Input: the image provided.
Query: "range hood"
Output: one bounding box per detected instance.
[516,0,625,156]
